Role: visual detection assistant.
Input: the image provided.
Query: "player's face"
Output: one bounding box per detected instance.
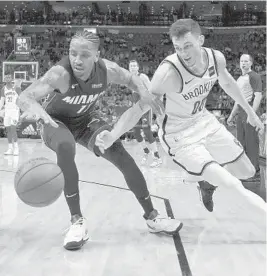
[172,32,204,68]
[240,55,252,72]
[69,39,99,80]
[129,62,139,74]
[4,75,12,84]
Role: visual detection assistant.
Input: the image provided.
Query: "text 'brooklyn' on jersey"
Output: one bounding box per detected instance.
[161,47,219,134]
[43,56,108,119]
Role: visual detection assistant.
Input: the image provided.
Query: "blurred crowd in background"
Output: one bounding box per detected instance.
[0,1,265,129]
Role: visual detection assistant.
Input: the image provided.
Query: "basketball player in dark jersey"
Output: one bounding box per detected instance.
[128,60,162,167]
[17,31,182,250]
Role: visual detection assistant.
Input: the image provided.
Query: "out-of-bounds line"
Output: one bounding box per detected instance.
[0,170,192,275]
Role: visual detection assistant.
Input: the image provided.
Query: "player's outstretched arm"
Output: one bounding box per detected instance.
[103,58,146,93]
[107,62,174,142]
[17,65,69,111]
[215,50,263,131]
[103,59,162,114]
[17,65,70,127]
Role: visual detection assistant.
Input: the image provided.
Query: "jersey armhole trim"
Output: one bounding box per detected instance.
[211,49,219,76]
[161,60,183,94]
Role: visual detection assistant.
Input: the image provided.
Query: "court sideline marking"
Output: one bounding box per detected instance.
[0,169,193,276]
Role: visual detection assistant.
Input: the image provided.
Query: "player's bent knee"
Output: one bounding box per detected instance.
[224,154,256,180]
[57,141,76,158]
[202,162,238,188]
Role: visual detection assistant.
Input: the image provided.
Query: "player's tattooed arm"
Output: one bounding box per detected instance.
[108,62,174,141]
[215,50,253,114]
[17,65,70,111]
[103,59,149,96]
[104,58,164,114]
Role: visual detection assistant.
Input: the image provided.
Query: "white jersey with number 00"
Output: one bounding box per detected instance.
[160,47,219,135]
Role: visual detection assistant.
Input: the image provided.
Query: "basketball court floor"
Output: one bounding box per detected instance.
[0,138,266,276]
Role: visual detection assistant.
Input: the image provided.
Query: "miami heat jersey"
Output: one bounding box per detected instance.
[161,47,218,133]
[43,56,108,118]
[1,85,19,111]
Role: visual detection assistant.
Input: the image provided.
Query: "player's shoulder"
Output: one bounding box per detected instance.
[154,57,181,81]
[209,48,226,67]
[44,64,69,80]
[139,73,149,80]
[40,64,70,91]
[102,58,118,71]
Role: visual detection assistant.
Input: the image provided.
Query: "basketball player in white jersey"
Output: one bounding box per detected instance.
[95,19,266,213]
[0,75,21,155]
[129,60,162,167]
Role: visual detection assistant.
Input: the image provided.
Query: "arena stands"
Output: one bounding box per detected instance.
[0,1,265,131]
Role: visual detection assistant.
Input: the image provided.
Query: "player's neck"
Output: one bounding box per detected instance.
[6,83,13,89]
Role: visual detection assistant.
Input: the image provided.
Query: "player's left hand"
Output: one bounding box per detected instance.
[139,93,164,116]
[95,130,116,154]
[247,110,264,132]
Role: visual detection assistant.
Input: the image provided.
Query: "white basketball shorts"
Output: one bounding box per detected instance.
[159,111,244,175]
[4,109,20,127]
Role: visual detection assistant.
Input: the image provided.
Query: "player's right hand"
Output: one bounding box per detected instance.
[20,107,58,128]
[95,130,116,154]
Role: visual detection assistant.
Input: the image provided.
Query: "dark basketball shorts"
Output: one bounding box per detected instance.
[39,111,112,156]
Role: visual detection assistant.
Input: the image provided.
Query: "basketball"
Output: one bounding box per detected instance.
[14,157,65,207]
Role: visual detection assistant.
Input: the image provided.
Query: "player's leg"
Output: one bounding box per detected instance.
[10,111,20,155]
[3,115,13,155]
[78,117,183,235]
[40,120,88,250]
[143,126,162,167]
[207,123,256,180]
[133,124,150,165]
[10,125,19,155]
[202,163,266,211]
[206,125,266,211]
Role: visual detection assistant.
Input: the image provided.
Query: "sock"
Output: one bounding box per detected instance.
[56,142,82,219]
[101,142,155,219]
[64,192,82,219]
[8,143,13,149]
[153,151,160,158]
[137,194,154,218]
[13,142,18,148]
[143,147,150,154]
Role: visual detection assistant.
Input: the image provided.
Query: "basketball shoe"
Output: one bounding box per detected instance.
[150,157,163,168]
[145,209,183,235]
[64,216,89,250]
[141,153,149,165]
[4,146,13,155]
[197,181,217,212]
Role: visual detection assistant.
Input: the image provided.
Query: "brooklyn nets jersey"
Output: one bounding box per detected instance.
[161,47,219,134]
